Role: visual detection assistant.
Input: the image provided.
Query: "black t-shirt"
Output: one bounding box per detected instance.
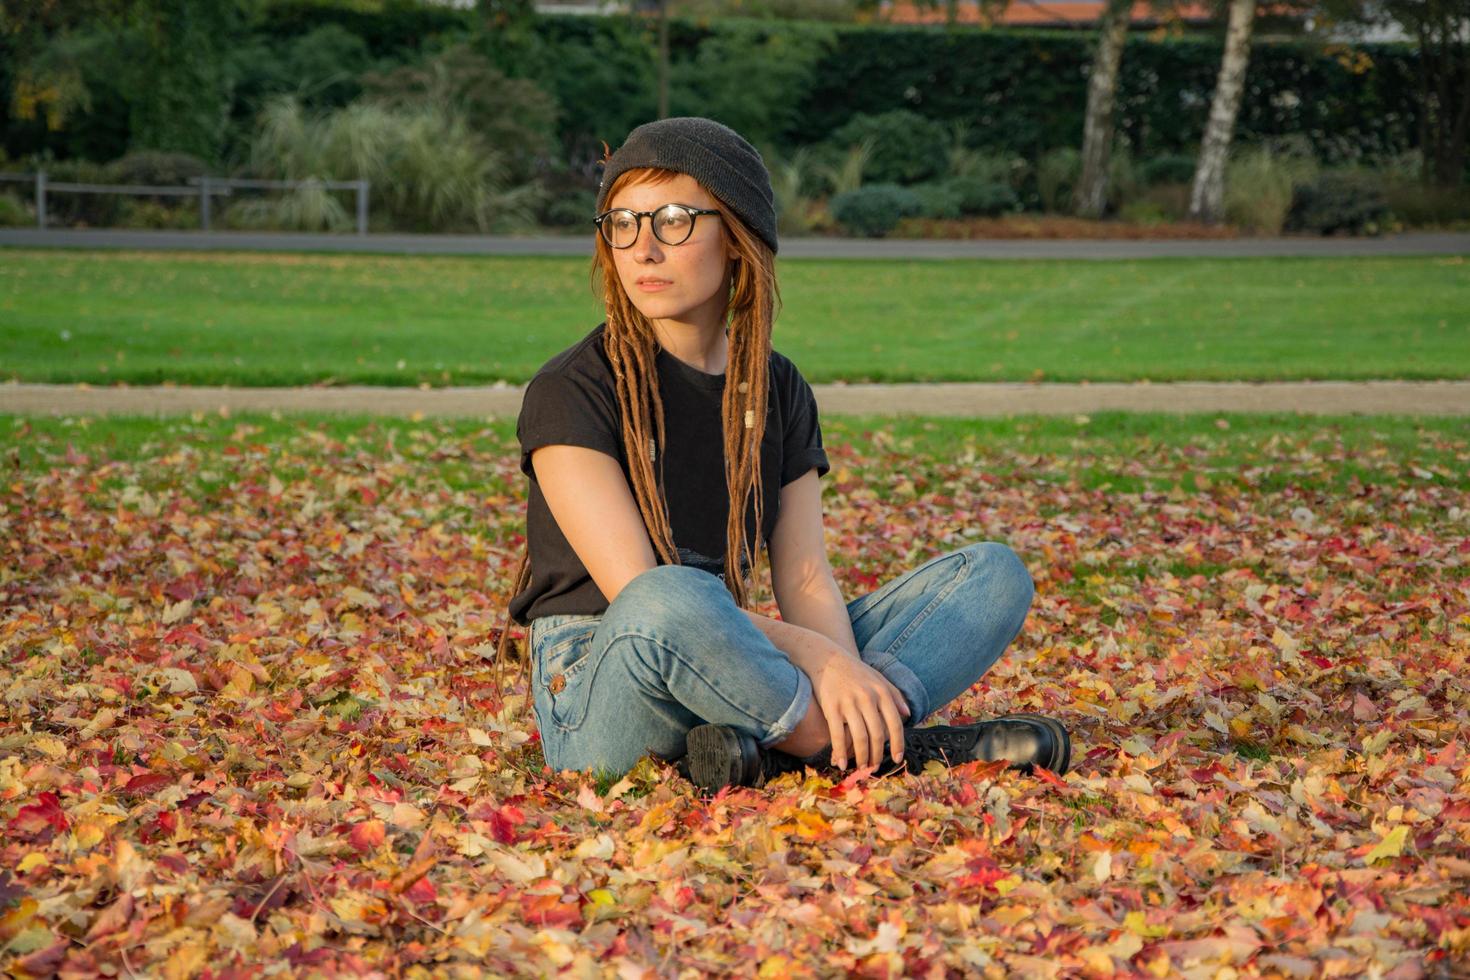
[508,321,830,625]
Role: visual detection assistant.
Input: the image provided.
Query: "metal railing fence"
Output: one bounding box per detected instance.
[0,172,371,234]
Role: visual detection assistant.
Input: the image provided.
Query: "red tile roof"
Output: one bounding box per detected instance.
[876,1,1295,28]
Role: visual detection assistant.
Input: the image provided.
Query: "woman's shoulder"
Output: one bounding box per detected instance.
[531,322,614,386]
[767,346,815,393]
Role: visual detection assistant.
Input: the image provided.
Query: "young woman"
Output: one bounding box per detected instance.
[495,117,1071,793]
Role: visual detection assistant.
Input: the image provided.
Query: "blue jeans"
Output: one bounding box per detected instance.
[527,540,1035,778]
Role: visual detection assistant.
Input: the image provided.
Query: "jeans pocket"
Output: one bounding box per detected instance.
[532,615,601,733]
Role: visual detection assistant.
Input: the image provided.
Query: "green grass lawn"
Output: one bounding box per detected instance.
[2,248,1466,386]
[8,411,1467,496]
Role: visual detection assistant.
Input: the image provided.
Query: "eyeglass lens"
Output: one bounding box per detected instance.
[602,205,694,248]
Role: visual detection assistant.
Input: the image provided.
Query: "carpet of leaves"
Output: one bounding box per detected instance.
[2,419,1468,979]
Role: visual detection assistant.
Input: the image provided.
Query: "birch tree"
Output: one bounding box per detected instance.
[1188,0,1259,223]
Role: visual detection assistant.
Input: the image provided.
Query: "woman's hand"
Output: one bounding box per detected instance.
[809,652,911,770]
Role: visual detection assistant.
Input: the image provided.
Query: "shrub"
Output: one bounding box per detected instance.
[540,185,597,230]
[824,110,950,185]
[769,145,820,236]
[1286,169,1391,236]
[1225,144,1318,235]
[39,159,120,227]
[1036,147,1081,213]
[1118,199,1170,225]
[946,175,1019,217]
[1133,181,1191,222]
[911,180,963,219]
[805,136,874,198]
[0,193,31,226]
[244,95,540,233]
[1140,153,1196,186]
[1381,178,1470,229]
[829,183,922,237]
[1106,142,1145,213]
[105,151,210,188]
[117,198,200,230]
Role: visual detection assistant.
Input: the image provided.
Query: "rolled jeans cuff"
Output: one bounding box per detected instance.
[759,665,814,748]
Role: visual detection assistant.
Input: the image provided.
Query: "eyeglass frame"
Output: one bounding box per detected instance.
[592,203,722,248]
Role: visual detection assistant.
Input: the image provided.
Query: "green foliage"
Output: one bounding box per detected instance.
[0,193,31,226]
[1225,142,1319,235]
[1287,169,1393,236]
[359,43,559,186]
[911,180,964,219]
[123,0,242,161]
[668,22,837,153]
[1381,176,1470,228]
[37,157,121,227]
[768,145,820,236]
[945,175,1020,216]
[242,95,541,233]
[1141,153,1197,186]
[1106,141,1144,212]
[829,182,922,237]
[1037,146,1081,213]
[106,150,210,186]
[230,24,374,113]
[117,197,200,229]
[824,109,951,186]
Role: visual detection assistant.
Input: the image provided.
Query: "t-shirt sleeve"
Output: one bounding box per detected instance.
[780,365,830,487]
[517,368,623,479]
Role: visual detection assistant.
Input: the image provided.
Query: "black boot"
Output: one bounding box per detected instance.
[681,724,832,792]
[874,712,1072,777]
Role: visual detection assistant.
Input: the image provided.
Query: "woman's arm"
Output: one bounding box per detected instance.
[765,468,860,657]
[534,446,851,671]
[530,444,658,603]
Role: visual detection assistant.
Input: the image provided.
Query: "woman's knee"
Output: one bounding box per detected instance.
[606,563,732,631]
[963,541,1035,619]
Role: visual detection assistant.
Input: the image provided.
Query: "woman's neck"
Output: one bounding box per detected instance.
[652,317,728,375]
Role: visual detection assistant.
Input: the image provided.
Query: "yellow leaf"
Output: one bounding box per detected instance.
[993,875,1022,896]
[1365,825,1409,864]
[1123,910,1168,938]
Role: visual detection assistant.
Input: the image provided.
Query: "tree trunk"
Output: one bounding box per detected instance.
[1189,0,1258,224]
[1075,0,1135,219]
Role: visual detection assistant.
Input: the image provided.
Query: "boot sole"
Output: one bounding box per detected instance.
[1003,712,1072,775]
[684,724,751,792]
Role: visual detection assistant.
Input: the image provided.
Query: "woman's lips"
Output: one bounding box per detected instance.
[637,280,673,291]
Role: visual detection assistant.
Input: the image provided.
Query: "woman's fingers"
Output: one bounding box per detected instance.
[827,713,850,770]
[890,683,912,718]
[879,694,906,764]
[846,706,872,770]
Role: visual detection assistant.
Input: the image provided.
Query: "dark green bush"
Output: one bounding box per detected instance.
[911,180,963,219]
[830,182,922,237]
[1140,153,1196,186]
[41,159,121,227]
[824,110,950,186]
[947,175,1020,216]
[105,151,210,187]
[1287,170,1390,235]
[541,186,597,229]
[0,193,31,226]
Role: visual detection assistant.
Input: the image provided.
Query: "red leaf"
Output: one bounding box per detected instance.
[122,773,173,797]
[348,820,386,853]
[7,792,68,839]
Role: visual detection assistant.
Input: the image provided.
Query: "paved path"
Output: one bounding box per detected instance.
[5,381,1468,418]
[3,228,1467,259]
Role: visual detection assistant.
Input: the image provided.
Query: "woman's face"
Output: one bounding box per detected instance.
[605,173,738,330]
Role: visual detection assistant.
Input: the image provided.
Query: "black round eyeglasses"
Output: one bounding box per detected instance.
[593,203,722,248]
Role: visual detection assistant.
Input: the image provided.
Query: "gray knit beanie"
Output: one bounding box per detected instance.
[595,116,779,256]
